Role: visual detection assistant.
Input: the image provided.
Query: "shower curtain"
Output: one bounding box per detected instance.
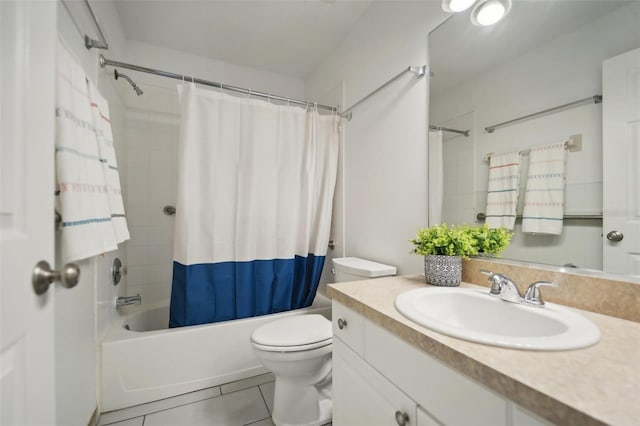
[169,84,340,327]
[428,130,443,226]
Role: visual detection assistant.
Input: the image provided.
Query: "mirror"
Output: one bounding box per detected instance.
[428,1,639,278]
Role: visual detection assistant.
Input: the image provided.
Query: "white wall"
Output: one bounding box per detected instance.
[118,41,306,304]
[431,3,640,270]
[55,1,129,423]
[307,2,448,276]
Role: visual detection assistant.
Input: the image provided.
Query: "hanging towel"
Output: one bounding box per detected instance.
[87,82,130,244]
[55,40,118,262]
[522,142,567,235]
[485,151,521,230]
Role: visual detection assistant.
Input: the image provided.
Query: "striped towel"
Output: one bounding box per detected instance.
[55,40,123,262]
[485,152,521,230]
[522,143,567,235]
[88,82,130,244]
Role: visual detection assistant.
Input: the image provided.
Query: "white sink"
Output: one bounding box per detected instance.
[395,287,600,351]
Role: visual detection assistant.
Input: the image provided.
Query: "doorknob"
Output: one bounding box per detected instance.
[32,260,80,295]
[606,230,624,242]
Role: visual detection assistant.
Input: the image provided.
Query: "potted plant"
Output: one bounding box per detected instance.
[410,224,511,286]
[468,225,513,257]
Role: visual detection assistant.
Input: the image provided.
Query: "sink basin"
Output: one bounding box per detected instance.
[395,287,600,351]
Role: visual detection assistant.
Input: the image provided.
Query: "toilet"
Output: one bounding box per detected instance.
[250,257,396,426]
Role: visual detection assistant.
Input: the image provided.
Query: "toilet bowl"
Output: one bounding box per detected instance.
[251,314,333,426]
[251,257,396,426]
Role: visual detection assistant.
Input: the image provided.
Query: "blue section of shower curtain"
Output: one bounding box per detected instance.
[169,254,325,328]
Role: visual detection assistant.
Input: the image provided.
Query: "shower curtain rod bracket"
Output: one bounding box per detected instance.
[85,34,108,50]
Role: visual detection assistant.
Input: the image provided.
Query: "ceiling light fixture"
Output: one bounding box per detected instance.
[441,0,476,13]
[470,0,512,26]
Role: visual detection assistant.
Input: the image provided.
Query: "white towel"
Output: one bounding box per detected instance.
[522,142,567,235]
[485,152,521,230]
[87,82,130,244]
[55,40,119,262]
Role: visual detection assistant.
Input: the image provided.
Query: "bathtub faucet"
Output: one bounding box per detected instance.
[116,294,142,307]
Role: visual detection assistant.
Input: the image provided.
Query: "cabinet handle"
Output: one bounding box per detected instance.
[337,318,347,329]
[395,410,409,426]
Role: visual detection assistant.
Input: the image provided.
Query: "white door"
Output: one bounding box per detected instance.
[1,1,57,424]
[603,48,640,277]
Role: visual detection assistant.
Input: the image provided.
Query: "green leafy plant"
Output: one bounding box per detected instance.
[411,224,512,257]
[469,224,513,255]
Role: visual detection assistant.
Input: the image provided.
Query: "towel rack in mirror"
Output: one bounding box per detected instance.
[484,134,582,163]
[476,212,603,222]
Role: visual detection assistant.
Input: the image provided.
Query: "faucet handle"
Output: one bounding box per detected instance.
[523,281,558,307]
[480,270,514,295]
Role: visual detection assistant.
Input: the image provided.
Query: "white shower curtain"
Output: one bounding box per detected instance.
[428,130,443,226]
[170,84,340,327]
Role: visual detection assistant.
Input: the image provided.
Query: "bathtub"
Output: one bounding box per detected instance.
[101,294,332,412]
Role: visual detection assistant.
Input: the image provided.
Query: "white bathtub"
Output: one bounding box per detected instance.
[101,295,332,412]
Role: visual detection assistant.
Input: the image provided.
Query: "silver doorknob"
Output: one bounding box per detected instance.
[395,410,410,426]
[32,260,80,295]
[606,230,624,242]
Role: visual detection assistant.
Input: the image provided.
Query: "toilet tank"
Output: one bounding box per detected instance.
[332,257,396,282]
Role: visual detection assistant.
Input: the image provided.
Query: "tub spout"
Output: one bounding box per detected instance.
[116,294,142,308]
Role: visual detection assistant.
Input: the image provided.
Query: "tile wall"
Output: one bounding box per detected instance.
[124,102,180,304]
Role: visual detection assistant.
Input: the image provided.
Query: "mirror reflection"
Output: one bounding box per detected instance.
[428,1,639,278]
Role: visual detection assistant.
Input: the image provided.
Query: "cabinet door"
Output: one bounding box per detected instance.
[417,407,442,426]
[365,321,508,426]
[333,338,416,426]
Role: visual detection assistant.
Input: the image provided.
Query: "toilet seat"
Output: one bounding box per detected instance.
[251,314,332,353]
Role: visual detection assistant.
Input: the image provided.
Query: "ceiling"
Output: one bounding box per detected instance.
[113,0,374,79]
[429,0,631,96]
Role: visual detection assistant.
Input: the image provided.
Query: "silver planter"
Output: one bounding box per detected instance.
[424,255,462,286]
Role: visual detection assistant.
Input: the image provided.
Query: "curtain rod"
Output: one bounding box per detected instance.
[429,125,470,137]
[99,55,338,113]
[485,95,602,133]
[83,0,108,50]
[342,65,427,120]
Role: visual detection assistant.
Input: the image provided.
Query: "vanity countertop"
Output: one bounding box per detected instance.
[327,275,640,426]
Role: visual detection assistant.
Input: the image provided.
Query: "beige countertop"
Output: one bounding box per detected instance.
[327,275,640,426]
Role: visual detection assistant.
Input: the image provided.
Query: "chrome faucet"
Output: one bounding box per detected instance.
[480,270,557,307]
[115,294,142,307]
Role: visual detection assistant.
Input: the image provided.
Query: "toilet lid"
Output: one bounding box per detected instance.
[251,314,332,351]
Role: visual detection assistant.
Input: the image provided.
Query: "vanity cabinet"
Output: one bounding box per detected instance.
[333,338,419,425]
[331,301,551,426]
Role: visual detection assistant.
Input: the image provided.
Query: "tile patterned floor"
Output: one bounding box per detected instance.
[99,373,331,426]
